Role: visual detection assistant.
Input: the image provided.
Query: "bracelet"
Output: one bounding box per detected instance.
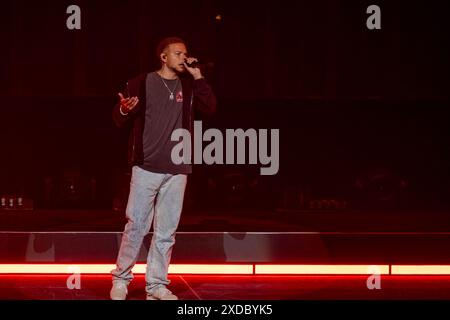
[119,105,129,116]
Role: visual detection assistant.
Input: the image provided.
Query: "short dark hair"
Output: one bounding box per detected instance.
[156,36,186,60]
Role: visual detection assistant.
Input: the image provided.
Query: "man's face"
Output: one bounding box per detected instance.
[162,43,188,73]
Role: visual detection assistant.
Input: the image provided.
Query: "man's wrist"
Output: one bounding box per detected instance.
[119,105,129,116]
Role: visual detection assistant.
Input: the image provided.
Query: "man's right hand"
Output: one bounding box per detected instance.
[118,92,139,114]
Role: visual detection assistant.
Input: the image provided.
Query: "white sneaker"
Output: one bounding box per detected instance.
[146,287,178,300]
[110,282,128,300]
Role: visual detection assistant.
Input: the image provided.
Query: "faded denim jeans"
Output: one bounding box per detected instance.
[111,165,187,294]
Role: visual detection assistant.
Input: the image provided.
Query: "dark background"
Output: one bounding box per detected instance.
[0,0,449,211]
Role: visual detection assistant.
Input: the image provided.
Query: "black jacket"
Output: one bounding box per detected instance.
[112,72,217,168]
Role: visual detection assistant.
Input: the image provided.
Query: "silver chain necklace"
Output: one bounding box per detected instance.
[159,74,178,100]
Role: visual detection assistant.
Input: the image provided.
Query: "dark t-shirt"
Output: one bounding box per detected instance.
[138,72,192,175]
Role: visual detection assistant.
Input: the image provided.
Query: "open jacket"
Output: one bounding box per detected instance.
[112,72,217,168]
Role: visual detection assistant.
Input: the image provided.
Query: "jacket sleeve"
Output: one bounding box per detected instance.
[192,78,217,115]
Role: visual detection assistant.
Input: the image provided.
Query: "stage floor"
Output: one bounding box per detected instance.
[1,274,450,300]
[2,209,449,301]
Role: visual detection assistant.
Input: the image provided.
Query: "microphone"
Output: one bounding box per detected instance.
[185,60,214,69]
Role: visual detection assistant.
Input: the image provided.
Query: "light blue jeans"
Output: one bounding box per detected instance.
[111,166,187,294]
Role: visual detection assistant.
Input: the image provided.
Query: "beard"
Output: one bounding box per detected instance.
[162,63,186,76]
[172,63,186,74]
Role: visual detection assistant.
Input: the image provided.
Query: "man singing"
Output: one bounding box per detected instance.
[110,37,217,300]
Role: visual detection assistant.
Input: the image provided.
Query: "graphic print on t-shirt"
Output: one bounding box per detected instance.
[176,90,183,103]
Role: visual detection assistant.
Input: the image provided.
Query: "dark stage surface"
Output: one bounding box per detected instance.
[1,275,450,300]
